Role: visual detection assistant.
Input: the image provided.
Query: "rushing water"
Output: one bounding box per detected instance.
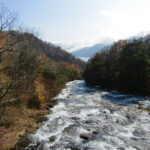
[26,80,150,150]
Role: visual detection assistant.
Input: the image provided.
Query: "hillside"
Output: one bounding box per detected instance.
[0,31,85,149]
[10,31,86,68]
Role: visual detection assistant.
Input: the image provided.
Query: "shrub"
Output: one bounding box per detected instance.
[41,68,57,80]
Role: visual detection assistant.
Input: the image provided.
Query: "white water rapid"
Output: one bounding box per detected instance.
[25,80,150,150]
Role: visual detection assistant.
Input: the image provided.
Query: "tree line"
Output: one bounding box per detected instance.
[84,37,150,95]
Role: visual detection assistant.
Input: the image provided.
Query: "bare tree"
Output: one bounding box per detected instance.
[0,1,18,115]
[0,1,18,60]
[18,23,41,38]
[0,1,18,31]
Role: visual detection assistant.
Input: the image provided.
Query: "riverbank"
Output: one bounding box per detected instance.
[0,70,81,150]
[0,98,58,150]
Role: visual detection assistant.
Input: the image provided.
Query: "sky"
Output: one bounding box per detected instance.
[4,0,150,51]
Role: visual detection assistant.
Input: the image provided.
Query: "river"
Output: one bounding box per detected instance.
[25,80,150,150]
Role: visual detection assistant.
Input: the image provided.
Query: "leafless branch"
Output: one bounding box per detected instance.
[0,2,18,32]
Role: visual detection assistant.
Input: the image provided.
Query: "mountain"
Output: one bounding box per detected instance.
[71,43,111,61]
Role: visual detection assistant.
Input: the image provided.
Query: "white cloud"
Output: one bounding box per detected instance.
[96,5,150,41]
[53,36,113,52]
[51,0,150,52]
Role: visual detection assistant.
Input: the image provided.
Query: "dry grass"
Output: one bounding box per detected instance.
[0,105,49,150]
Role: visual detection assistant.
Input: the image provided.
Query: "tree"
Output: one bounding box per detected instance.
[118,40,150,93]
[0,1,18,31]
[84,38,150,95]
[0,0,18,64]
[0,1,18,115]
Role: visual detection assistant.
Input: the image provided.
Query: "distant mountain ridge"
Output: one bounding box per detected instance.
[71,43,111,60]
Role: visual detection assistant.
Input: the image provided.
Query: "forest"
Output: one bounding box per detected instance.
[84,37,150,95]
[0,31,85,149]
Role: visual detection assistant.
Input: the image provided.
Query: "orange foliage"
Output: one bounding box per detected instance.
[36,52,49,64]
[34,77,48,102]
[60,62,80,74]
[34,76,62,103]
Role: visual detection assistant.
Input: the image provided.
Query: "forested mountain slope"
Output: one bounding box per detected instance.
[0,30,85,149]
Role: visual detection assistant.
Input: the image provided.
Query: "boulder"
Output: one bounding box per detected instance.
[126,113,136,123]
[92,131,98,135]
[102,109,110,115]
[71,117,80,120]
[80,134,89,140]
[49,136,56,142]
[85,120,92,124]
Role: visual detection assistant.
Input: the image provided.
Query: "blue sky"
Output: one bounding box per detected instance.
[4,0,150,51]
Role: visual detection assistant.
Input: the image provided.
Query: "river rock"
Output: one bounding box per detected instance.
[85,120,93,124]
[102,109,110,115]
[133,128,147,137]
[92,131,98,135]
[49,135,56,142]
[47,100,57,108]
[126,113,136,123]
[71,117,80,120]
[116,147,125,150]
[109,107,117,114]
[80,134,89,140]
[116,118,129,126]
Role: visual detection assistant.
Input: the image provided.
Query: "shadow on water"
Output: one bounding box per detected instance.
[101,92,145,106]
[72,81,97,95]
[82,81,150,106]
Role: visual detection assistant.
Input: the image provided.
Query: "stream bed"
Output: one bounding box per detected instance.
[25,80,150,150]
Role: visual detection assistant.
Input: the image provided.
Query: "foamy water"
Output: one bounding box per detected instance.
[25,80,150,150]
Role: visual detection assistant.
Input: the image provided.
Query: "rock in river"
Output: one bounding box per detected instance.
[80,134,89,140]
